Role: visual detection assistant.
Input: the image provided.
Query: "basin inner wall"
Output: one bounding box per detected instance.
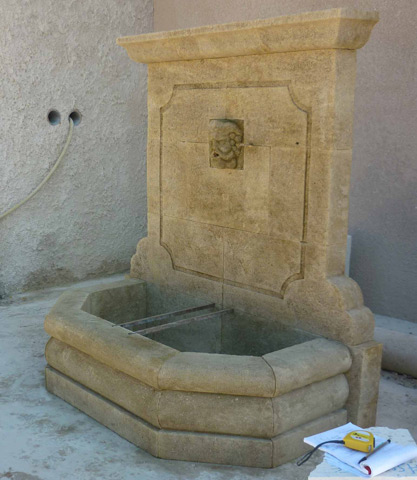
[82,280,318,356]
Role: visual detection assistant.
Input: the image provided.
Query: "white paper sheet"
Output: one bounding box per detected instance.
[304,423,417,478]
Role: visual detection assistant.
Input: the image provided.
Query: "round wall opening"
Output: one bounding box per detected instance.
[48,110,61,126]
[69,110,82,126]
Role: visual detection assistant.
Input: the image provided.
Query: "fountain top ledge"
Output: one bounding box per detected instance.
[117,8,379,64]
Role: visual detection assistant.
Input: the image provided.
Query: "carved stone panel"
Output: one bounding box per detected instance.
[160,83,309,297]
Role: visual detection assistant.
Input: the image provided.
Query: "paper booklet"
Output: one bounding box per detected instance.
[304,423,417,478]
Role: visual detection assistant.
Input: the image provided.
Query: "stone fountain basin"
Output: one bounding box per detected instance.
[44,279,352,468]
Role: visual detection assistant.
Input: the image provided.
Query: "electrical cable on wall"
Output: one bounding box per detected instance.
[0,117,74,220]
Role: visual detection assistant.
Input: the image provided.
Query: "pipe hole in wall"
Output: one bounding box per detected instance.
[47,110,61,126]
[69,110,82,126]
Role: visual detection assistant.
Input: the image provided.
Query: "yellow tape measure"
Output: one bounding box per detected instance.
[343,430,375,453]
[297,430,376,466]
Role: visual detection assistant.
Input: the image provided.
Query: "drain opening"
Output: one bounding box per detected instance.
[47,110,61,126]
[69,110,81,126]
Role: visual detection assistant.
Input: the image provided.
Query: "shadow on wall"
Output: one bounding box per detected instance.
[350,229,417,323]
[21,260,129,296]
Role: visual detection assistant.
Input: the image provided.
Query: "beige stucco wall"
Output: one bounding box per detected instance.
[154,0,417,323]
[0,0,152,297]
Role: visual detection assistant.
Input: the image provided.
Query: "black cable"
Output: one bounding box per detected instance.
[297,440,345,466]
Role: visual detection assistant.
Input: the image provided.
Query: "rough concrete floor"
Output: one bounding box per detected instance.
[1,275,416,480]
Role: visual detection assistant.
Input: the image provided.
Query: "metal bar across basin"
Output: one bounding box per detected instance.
[128,308,233,336]
[115,303,216,329]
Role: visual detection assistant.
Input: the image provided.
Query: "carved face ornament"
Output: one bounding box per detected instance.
[209,119,243,169]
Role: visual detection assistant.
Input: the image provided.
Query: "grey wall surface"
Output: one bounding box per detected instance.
[154,0,417,323]
[0,0,152,297]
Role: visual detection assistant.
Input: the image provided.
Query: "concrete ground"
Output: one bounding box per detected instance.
[1,275,416,480]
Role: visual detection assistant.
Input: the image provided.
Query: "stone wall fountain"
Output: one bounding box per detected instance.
[44,9,382,468]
